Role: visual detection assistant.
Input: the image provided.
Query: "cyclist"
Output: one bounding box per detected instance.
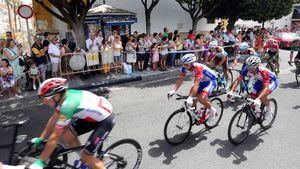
[231,42,258,69]
[167,53,217,122]
[29,78,114,169]
[208,41,230,89]
[288,39,300,66]
[227,56,278,120]
[262,38,280,74]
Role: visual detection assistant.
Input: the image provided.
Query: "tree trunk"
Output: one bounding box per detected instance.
[192,18,198,31]
[145,11,151,34]
[262,21,265,28]
[227,18,238,30]
[72,22,86,50]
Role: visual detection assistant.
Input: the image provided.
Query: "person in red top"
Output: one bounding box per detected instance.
[262,38,280,74]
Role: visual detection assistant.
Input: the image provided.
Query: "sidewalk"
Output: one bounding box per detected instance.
[0,68,179,113]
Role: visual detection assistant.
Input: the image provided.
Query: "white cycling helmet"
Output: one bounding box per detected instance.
[239,42,249,52]
[38,78,68,98]
[181,54,196,64]
[245,56,261,68]
[209,41,218,49]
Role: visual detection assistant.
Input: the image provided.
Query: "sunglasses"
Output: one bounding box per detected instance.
[246,65,257,70]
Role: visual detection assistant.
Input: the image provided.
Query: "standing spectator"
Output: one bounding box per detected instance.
[112,35,123,73]
[43,32,51,78]
[0,58,17,97]
[203,37,211,63]
[187,30,195,40]
[133,31,139,42]
[151,43,159,71]
[31,36,47,81]
[125,35,137,71]
[175,35,183,67]
[214,21,224,32]
[108,30,117,45]
[160,37,169,71]
[48,36,61,77]
[144,33,152,70]
[163,27,169,38]
[60,39,72,73]
[96,30,104,49]
[101,39,113,75]
[137,34,146,71]
[152,32,160,44]
[184,35,194,52]
[0,38,5,60]
[3,39,22,94]
[168,32,176,67]
[121,29,130,51]
[173,30,179,41]
[86,31,100,53]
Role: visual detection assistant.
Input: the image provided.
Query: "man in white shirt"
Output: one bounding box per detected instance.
[86,32,100,52]
[108,30,117,45]
[48,36,61,77]
[96,30,104,49]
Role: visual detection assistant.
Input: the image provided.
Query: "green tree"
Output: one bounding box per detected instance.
[35,0,97,48]
[175,0,223,31]
[141,0,160,34]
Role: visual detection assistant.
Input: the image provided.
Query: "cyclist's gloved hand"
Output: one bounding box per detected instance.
[227,91,233,98]
[184,96,193,106]
[167,90,176,99]
[31,137,43,147]
[29,159,45,169]
[253,98,261,107]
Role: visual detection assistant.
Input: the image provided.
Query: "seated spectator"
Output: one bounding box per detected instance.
[0,58,17,97]
[28,61,41,90]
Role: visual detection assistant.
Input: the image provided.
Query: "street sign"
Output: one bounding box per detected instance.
[17,5,33,19]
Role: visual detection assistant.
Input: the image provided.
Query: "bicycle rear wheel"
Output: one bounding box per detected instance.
[204,97,223,129]
[295,68,300,85]
[164,108,193,145]
[228,109,252,145]
[101,139,142,169]
[260,98,278,130]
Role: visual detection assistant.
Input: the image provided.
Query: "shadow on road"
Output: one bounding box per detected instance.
[293,105,300,110]
[222,99,244,112]
[279,81,299,89]
[210,128,266,164]
[148,128,210,165]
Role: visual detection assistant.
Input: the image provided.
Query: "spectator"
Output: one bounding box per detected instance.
[144,33,152,70]
[0,58,17,97]
[168,32,176,67]
[152,32,160,44]
[175,35,183,67]
[184,34,194,52]
[60,39,72,73]
[160,36,169,71]
[3,39,22,94]
[133,31,139,42]
[86,31,100,53]
[112,35,123,73]
[187,30,195,40]
[137,34,146,71]
[43,32,51,78]
[121,29,130,51]
[125,35,137,71]
[101,39,112,75]
[28,61,41,90]
[96,30,104,50]
[48,36,61,77]
[214,21,224,32]
[31,36,47,81]
[163,27,169,38]
[173,30,179,41]
[151,43,159,71]
[108,30,117,45]
[0,38,5,60]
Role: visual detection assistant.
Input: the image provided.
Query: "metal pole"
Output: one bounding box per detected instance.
[26,19,32,48]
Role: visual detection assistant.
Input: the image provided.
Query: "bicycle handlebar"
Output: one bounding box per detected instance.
[231,93,255,103]
[175,94,197,100]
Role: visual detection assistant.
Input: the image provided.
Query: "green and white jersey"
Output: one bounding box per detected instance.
[56,90,112,129]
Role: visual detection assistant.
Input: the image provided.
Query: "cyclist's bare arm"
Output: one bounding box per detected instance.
[231,57,238,68]
[230,77,242,92]
[40,126,65,161]
[40,111,60,140]
[189,77,201,97]
[173,74,185,91]
[217,55,226,67]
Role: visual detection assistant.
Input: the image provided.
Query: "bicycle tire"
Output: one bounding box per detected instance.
[260,98,278,130]
[101,139,142,169]
[204,97,224,129]
[228,109,252,145]
[228,69,233,86]
[11,142,68,168]
[163,108,192,145]
[295,70,300,86]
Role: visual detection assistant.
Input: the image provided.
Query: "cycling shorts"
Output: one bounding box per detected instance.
[267,51,278,60]
[70,115,115,155]
[214,57,228,69]
[250,80,278,98]
[197,80,217,97]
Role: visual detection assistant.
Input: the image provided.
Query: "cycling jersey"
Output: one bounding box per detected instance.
[56,89,112,129]
[264,43,279,53]
[239,66,277,86]
[181,63,217,82]
[215,47,228,59]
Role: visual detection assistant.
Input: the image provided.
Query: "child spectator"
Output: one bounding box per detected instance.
[151,43,159,71]
[0,58,17,97]
[29,61,41,90]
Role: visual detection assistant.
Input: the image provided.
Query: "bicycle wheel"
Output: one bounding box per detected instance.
[163,108,193,145]
[101,139,142,169]
[12,142,68,168]
[295,69,300,85]
[228,109,252,145]
[204,97,224,129]
[227,69,233,86]
[260,98,278,130]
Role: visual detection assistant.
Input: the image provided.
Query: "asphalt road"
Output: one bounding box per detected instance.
[0,49,299,169]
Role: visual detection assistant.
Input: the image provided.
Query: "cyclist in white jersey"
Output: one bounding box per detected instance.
[29,78,114,169]
[167,54,218,121]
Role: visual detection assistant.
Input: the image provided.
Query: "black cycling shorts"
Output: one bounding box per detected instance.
[70,115,115,155]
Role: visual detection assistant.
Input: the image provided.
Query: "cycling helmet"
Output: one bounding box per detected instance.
[38,78,68,98]
[209,41,218,49]
[180,53,196,64]
[245,56,261,68]
[239,42,249,52]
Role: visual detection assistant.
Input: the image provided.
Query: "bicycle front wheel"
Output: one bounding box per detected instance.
[102,139,142,169]
[164,108,193,145]
[204,97,224,129]
[260,98,278,130]
[228,109,252,145]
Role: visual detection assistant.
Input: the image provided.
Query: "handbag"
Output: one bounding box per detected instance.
[7,48,24,66]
